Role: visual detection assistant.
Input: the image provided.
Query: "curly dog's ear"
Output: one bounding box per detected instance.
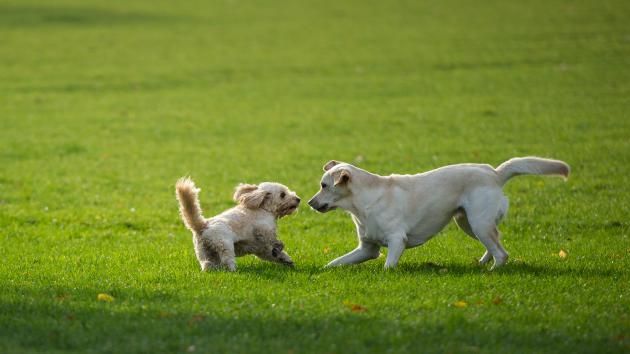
[234,184,268,209]
[233,184,257,201]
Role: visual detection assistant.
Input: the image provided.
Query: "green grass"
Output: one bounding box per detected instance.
[1,0,629,353]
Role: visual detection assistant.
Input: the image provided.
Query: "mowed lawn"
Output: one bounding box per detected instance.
[1,0,629,353]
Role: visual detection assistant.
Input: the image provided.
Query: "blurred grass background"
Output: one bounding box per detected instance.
[1,0,629,353]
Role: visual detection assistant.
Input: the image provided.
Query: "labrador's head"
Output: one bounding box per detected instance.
[308,160,353,213]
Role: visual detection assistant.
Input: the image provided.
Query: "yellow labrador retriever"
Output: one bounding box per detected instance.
[308,157,569,270]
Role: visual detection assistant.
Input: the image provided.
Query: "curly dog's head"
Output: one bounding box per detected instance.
[234,182,301,218]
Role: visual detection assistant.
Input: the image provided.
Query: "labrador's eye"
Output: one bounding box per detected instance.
[321,183,327,189]
[280,192,286,198]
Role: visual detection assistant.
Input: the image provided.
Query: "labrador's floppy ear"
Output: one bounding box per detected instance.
[234,184,268,209]
[323,160,340,171]
[333,169,350,186]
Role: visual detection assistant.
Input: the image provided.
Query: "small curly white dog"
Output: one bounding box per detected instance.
[176,177,300,271]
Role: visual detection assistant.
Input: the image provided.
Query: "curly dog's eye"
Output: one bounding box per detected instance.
[321,183,327,189]
[280,192,286,199]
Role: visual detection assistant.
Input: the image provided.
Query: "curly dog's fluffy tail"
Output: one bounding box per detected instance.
[175,177,206,235]
[496,157,570,186]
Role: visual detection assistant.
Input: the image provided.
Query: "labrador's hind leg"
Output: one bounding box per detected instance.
[470,221,508,270]
[454,210,492,265]
[463,190,509,270]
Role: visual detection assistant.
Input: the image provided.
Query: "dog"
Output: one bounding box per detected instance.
[308,157,569,270]
[176,177,300,271]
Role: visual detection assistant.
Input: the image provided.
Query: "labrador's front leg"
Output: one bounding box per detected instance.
[384,234,407,269]
[325,241,380,267]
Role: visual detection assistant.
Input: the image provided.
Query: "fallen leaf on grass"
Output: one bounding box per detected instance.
[343,301,367,313]
[492,296,502,305]
[188,314,206,326]
[97,293,114,302]
[55,293,71,302]
[453,300,468,308]
[323,246,330,254]
[350,304,367,313]
[158,311,174,319]
[558,249,568,258]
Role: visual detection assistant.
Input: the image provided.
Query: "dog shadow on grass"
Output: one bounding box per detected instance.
[234,260,620,279]
[209,253,619,281]
[392,261,621,278]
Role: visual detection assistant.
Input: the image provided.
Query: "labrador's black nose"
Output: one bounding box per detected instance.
[317,203,329,212]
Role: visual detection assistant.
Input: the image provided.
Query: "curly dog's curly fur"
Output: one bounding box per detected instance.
[176,177,300,271]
